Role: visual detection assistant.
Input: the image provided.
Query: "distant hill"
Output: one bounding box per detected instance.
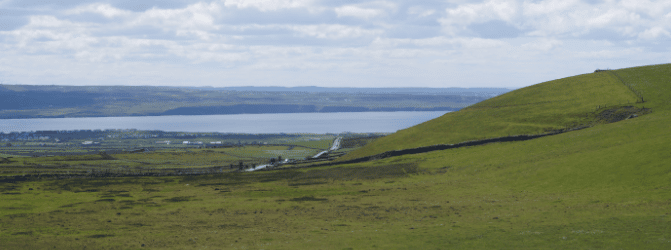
[0,85,507,119]
[197,86,510,96]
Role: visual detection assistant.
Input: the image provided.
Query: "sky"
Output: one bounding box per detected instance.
[0,0,669,89]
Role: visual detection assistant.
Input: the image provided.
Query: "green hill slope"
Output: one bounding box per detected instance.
[1,64,669,249]
[321,63,671,247]
[340,68,646,161]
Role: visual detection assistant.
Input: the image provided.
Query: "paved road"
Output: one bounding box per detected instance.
[245,164,270,172]
[313,137,342,159]
[312,150,329,159]
[248,137,342,171]
[329,137,341,151]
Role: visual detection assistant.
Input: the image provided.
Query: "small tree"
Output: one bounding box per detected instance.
[270,158,276,164]
[238,161,243,170]
[277,155,282,162]
[6,143,11,147]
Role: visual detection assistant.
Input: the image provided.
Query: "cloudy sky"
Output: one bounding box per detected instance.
[0,0,669,88]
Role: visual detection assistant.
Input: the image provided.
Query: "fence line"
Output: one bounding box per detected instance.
[607,71,644,103]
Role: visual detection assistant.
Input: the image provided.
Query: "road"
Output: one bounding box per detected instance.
[247,137,342,172]
[312,150,329,159]
[313,137,342,159]
[245,164,270,172]
[329,137,341,151]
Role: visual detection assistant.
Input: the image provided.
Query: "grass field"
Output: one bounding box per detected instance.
[281,139,333,150]
[0,145,326,177]
[339,70,641,161]
[0,133,339,157]
[0,153,24,158]
[1,64,670,249]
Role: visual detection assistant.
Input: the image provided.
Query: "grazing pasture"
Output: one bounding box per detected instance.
[1,63,671,249]
[340,70,642,161]
[1,150,669,249]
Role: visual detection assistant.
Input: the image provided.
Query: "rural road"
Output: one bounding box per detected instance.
[312,137,341,159]
[245,164,269,172]
[247,137,341,172]
[329,137,341,151]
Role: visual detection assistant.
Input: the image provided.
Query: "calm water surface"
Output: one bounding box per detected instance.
[0,111,450,133]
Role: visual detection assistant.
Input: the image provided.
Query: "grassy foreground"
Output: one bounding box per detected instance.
[1,64,671,249]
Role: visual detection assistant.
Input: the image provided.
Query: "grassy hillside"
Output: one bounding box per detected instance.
[1,64,669,249]
[613,64,671,111]
[339,70,641,161]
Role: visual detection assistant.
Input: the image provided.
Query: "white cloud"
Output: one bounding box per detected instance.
[335,6,383,19]
[334,1,396,19]
[407,6,435,18]
[620,0,671,17]
[224,0,316,12]
[573,47,643,59]
[3,16,95,50]
[25,15,68,28]
[0,0,670,88]
[522,38,563,51]
[437,0,671,41]
[218,23,382,39]
[371,36,506,49]
[522,0,579,16]
[132,2,221,31]
[66,3,131,18]
[584,9,631,28]
[638,27,671,40]
[439,0,519,34]
[457,37,507,49]
[291,24,382,39]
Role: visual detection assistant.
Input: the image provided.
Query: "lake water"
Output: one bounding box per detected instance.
[0,111,450,134]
